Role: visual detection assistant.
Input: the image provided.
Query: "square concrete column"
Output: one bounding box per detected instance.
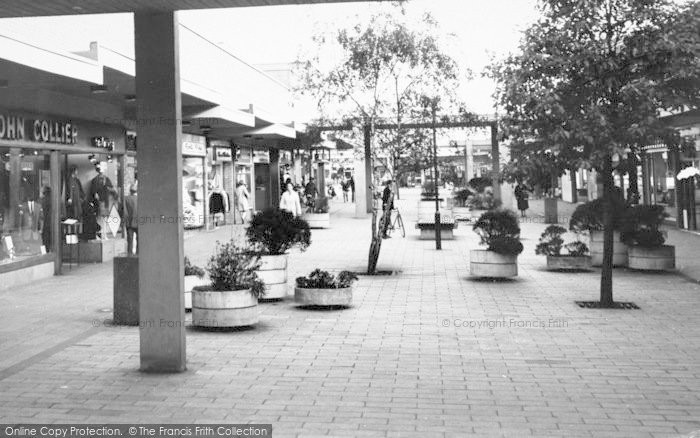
[490,123,501,200]
[134,11,186,372]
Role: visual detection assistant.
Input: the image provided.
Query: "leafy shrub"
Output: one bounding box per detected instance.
[563,241,589,257]
[454,187,475,207]
[468,187,502,210]
[312,196,329,214]
[296,269,359,289]
[184,256,205,278]
[535,225,567,256]
[247,208,311,255]
[468,177,492,193]
[473,209,523,255]
[204,241,265,298]
[621,205,668,248]
[488,236,524,256]
[569,195,629,232]
[422,181,436,197]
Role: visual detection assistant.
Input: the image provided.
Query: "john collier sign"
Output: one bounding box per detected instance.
[0,114,78,144]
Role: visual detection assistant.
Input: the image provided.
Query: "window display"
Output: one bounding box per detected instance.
[0,147,52,264]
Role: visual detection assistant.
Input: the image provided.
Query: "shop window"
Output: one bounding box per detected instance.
[0,147,52,263]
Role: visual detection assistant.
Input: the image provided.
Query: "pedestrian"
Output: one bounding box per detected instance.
[304,177,318,209]
[381,179,394,238]
[280,182,302,217]
[236,181,251,224]
[124,183,138,255]
[342,178,349,203]
[349,176,355,203]
[514,182,529,218]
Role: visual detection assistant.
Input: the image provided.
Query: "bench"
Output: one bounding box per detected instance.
[415,216,457,240]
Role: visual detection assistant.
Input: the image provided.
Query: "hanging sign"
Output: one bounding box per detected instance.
[253,148,270,164]
[182,133,206,157]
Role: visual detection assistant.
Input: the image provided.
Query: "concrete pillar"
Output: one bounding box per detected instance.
[134,11,186,373]
[269,148,281,208]
[354,144,368,218]
[50,151,61,274]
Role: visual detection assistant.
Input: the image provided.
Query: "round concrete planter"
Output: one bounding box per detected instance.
[470,250,518,278]
[191,288,258,327]
[628,245,675,271]
[452,206,471,221]
[469,209,487,222]
[295,286,353,307]
[257,254,288,299]
[590,230,628,267]
[302,212,330,229]
[546,255,592,271]
[184,275,209,310]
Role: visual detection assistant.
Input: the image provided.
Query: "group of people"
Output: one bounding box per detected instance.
[233,177,326,222]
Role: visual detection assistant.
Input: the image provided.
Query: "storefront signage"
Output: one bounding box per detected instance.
[214,148,232,162]
[253,148,270,164]
[91,136,115,151]
[182,133,206,157]
[0,114,78,144]
[235,146,252,164]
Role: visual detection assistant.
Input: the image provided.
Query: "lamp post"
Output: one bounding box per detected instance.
[432,101,441,250]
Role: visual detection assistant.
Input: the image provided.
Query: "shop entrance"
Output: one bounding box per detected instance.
[254,163,271,210]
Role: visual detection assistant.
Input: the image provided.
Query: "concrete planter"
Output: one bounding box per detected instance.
[113,256,139,326]
[184,275,209,310]
[469,209,487,222]
[258,254,288,299]
[470,250,518,278]
[419,228,455,240]
[546,255,592,271]
[590,230,628,267]
[191,288,258,327]
[628,245,675,271]
[295,286,353,307]
[452,206,471,221]
[302,212,330,229]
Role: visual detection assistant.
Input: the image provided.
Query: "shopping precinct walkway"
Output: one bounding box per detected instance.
[1,189,700,437]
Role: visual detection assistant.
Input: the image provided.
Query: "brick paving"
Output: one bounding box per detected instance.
[1,188,700,437]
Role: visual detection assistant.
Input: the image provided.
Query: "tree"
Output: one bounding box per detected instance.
[489,0,699,306]
[297,7,466,196]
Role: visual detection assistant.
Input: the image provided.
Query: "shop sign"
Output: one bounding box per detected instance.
[182,133,206,157]
[91,136,115,151]
[0,114,78,144]
[253,148,270,164]
[214,148,232,162]
[235,146,252,164]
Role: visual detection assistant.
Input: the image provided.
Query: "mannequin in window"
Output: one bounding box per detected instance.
[66,165,84,220]
[89,162,117,240]
[40,186,51,251]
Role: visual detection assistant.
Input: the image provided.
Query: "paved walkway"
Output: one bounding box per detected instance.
[1,189,700,437]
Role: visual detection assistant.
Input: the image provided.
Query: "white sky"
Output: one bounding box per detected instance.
[0,0,539,120]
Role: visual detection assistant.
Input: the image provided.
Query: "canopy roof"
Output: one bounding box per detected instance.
[0,1,371,18]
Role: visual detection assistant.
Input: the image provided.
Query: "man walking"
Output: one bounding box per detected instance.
[124,183,138,255]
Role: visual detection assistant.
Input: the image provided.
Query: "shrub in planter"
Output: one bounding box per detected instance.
[470,209,522,278]
[468,176,492,193]
[184,256,205,277]
[468,187,502,212]
[570,197,630,267]
[454,187,474,207]
[247,208,311,299]
[184,256,207,310]
[536,225,591,271]
[303,196,331,229]
[622,205,674,271]
[191,241,265,327]
[295,269,358,307]
[421,181,437,198]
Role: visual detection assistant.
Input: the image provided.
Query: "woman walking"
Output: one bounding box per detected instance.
[514,182,529,217]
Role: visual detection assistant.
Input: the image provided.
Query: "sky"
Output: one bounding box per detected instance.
[0,0,540,119]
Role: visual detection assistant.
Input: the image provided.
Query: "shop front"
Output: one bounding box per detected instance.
[233,145,253,223]
[182,133,207,229]
[253,147,272,210]
[208,139,233,225]
[0,110,127,289]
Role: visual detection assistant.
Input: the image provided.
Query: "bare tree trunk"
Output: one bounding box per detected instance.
[600,154,614,307]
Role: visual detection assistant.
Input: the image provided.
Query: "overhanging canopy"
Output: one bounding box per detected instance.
[0,1,373,18]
